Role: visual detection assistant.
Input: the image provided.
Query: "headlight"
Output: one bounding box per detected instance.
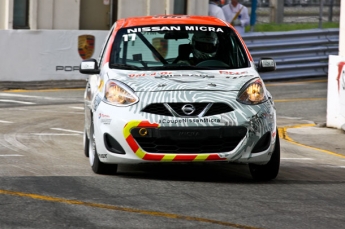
[104,80,138,106]
[237,78,267,105]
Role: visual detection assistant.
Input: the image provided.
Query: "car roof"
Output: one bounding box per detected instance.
[116,15,229,28]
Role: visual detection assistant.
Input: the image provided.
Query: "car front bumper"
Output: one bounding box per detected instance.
[92,91,277,165]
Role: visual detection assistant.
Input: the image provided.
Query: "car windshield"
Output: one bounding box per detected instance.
[109,24,250,70]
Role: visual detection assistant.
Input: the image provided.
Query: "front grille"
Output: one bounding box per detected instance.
[204,103,234,116]
[131,126,247,154]
[168,103,208,116]
[141,103,233,117]
[141,103,171,116]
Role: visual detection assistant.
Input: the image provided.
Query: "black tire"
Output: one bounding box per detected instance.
[83,130,89,157]
[249,130,280,181]
[89,115,118,175]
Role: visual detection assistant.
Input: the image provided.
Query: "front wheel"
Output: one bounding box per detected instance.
[89,116,118,175]
[249,129,280,181]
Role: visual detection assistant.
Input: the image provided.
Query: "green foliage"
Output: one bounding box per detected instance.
[246,22,339,32]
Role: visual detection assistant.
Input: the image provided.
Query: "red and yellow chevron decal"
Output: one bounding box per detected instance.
[123,120,226,162]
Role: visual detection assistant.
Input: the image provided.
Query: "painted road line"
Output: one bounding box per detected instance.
[3,88,84,93]
[274,98,326,103]
[33,133,80,136]
[0,154,23,157]
[0,120,13,123]
[265,79,327,87]
[69,107,84,110]
[0,99,35,105]
[0,93,66,100]
[278,124,345,159]
[281,158,314,160]
[0,189,263,229]
[50,128,83,134]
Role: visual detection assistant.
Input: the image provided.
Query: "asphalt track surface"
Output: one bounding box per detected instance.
[0,78,344,229]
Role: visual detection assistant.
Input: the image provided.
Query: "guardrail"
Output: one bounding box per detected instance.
[242,28,339,80]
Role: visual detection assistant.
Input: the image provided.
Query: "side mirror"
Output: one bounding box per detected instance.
[257,58,276,72]
[79,59,100,74]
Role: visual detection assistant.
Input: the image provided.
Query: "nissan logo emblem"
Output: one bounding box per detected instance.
[181,104,195,115]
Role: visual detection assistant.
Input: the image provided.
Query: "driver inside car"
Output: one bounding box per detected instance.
[177,31,220,66]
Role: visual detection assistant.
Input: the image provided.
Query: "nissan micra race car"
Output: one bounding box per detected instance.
[79,15,279,181]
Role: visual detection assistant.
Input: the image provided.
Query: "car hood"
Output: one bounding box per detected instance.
[107,69,259,92]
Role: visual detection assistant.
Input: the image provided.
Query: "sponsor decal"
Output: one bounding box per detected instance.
[78,35,95,60]
[152,37,168,61]
[127,26,224,33]
[128,72,214,78]
[158,118,221,124]
[99,113,110,119]
[219,71,248,75]
[99,113,111,125]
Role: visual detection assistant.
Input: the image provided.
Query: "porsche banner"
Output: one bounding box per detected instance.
[0,30,107,81]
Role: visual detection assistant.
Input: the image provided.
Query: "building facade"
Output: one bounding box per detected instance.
[0,0,209,30]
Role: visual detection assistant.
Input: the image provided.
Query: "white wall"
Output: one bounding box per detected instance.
[53,0,80,29]
[117,0,174,19]
[0,30,108,82]
[327,55,345,129]
[187,0,208,15]
[36,0,79,29]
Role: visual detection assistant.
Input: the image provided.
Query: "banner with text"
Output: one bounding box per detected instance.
[0,30,108,81]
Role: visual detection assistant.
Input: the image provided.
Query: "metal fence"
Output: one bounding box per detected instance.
[242,28,339,80]
[239,0,341,25]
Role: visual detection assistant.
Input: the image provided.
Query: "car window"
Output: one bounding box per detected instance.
[109,25,250,70]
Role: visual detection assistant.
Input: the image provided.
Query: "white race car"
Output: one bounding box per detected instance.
[80,15,279,180]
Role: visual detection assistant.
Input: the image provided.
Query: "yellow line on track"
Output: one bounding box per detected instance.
[0,189,262,229]
[265,79,327,86]
[278,124,345,158]
[274,98,326,102]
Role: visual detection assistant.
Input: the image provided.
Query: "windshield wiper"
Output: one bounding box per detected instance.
[110,63,142,70]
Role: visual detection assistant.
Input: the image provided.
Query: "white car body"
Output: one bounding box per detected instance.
[80,15,280,180]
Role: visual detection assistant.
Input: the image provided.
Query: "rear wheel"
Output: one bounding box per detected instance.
[249,130,280,181]
[89,116,118,175]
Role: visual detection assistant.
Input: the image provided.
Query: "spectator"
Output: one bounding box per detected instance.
[222,0,250,35]
[208,0,226,21]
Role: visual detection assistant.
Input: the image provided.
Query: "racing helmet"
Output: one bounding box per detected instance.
[191,31,219,60]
